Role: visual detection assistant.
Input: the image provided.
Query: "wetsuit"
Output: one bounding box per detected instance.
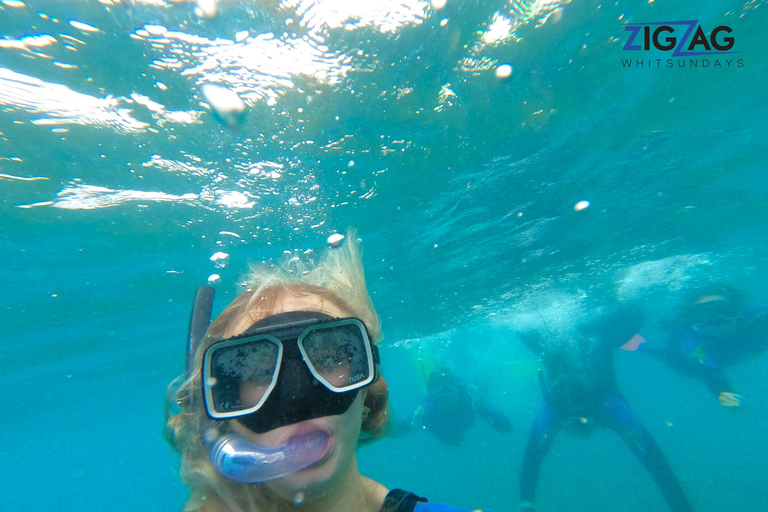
[396,385,511,445]
[380,489,488,512]
[646,306,768,399]
[422,386,476,445]
[517,306,695,512]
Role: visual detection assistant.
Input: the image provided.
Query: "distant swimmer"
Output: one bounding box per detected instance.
[639,284,768,408]
[394,367,512,445]
[515,303,695,512]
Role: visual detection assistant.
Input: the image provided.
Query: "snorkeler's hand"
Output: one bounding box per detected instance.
[411,405,425,429]
[518,501,536,512]
[485,409,513,434]
[718,392,742,407]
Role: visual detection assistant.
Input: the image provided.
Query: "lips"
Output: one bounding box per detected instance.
[281,427,332,469]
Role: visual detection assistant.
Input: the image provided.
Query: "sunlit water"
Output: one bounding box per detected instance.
[1,1,766,511]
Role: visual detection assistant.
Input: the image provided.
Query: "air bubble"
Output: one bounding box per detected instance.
[495,64,513,79]
[431,0,447,10]
[327,233,345,248]
[574,200,590,211]
[195,0,217,19]
[210,252,230,268]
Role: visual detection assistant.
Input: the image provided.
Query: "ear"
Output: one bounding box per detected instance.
[362,375,389,435]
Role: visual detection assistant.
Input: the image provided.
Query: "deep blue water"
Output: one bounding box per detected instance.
[1,1,766,511]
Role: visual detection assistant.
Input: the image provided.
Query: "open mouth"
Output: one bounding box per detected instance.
[282,428,333,469]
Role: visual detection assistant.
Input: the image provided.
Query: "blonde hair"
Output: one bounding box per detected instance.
[164,230,389,512]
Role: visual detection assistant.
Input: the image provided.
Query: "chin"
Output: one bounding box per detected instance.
[270,443,342,497]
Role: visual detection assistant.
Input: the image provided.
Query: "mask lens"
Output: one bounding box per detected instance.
[205,336,281,417]
[691,301,737,328]
[300,320,373,391]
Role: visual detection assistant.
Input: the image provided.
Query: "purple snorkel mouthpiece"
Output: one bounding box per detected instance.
[208,430,330,483]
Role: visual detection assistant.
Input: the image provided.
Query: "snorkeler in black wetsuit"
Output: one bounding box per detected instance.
[516,305,695,512]
[642,284,768,408]
[396,368,512,446]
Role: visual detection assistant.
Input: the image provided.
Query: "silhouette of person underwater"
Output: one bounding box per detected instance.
[639,284,768,408]
[516,304,695,512]
[396,368,512,446]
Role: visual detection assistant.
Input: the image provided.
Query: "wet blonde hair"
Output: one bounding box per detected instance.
[164,230,389,512]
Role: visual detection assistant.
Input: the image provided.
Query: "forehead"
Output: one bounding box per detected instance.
[694,294,727,305]
[272,293,348,318]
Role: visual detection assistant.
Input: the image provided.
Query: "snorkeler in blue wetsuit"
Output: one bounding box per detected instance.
[395,368,512,445]
[641,284,768,408]
[516,304,695,512]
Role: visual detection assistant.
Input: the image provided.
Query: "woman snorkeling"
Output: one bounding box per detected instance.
[164,231,490,512]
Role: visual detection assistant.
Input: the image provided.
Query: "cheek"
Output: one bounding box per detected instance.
[335,393,365,443]
[240,381,270,409]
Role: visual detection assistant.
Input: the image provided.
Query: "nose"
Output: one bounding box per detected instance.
[274,358,319,406]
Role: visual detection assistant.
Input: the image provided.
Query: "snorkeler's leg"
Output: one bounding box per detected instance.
[603,394,695,512]
[519,402,560,511]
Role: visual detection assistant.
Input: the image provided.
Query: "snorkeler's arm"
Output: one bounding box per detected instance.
[477,403,513,433]
[391,406,425,435]
[646,330,742,406]
[469,388,512,434]
[697,366,742,406]
[701,307,768,407]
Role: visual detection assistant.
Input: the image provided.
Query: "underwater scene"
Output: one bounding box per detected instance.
[1,1,766,511]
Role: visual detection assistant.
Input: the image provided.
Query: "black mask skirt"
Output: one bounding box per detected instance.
[215,311,365,434]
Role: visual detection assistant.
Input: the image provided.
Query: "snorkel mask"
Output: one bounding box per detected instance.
[688,294,741,337]
[186,286,380,483]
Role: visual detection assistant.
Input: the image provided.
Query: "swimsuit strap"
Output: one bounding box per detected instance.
[379,489,489,512]
[379,489,428,512]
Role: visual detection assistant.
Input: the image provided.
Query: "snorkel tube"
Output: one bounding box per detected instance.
[186,286,329,483]
[208,430,330,483]
[186,286,215,381]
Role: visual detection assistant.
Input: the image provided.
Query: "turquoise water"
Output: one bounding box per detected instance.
[1,1,766,511]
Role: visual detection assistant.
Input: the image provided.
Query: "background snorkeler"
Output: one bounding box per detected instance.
[164,231,494,512]
[394,366,512,446]
[638,283,768,408]
[514,301,695,512]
